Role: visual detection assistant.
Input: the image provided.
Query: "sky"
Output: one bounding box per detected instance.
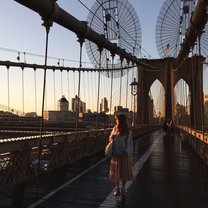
[0,0,164,61]
[0,0,197,116]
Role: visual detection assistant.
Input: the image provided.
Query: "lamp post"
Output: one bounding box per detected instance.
[130,78,139,127]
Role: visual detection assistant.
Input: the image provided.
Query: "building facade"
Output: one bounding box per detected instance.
[100,97,109,113]
[57,95,69,111]
[44,96,76,122]
[71,95,86,113]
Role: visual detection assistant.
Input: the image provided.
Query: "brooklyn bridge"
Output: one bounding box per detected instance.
[0,0,208,207]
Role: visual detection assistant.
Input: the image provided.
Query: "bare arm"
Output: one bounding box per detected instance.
[109,126,117,142]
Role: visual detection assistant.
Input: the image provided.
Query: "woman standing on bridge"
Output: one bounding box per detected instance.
[108,114,134,196]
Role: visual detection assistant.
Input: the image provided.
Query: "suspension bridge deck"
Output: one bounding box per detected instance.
[0,129,208,208]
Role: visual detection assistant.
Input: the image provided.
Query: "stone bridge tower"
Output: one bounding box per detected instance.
[136,56,204,128]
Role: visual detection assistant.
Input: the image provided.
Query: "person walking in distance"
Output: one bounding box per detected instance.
[108,114,134,196]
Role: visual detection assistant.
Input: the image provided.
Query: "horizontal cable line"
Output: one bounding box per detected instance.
[0,60,136,72]
[0,46,92,65]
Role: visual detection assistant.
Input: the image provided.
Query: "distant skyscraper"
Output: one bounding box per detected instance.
[71,95,86,113]
[100,97,109,113]
[57,95,69,111]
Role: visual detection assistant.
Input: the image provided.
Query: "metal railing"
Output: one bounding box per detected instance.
[0,125,160,191]
[178,125,208,164]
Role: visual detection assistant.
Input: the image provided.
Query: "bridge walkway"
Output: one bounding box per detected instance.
[0,129,208,208]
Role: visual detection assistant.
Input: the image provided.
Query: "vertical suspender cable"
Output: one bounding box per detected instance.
[75,36,84,137]
[185,67,189,126]
[73,71,76,98]
[181,61,184,125]
[53,69,56,110]
[22,67,24,114]
[34,68,37,114]
[38,19,52,172]
[23,52,26,63]
[119,58,123,106]
[7,66,10,111]
[87,73,91,110]
[82,70,86,104]
[61,70,63,96]
[109,54,115,126]
[67,70,70,107]
[91,72,95,111]
[96,47,103,132]
[91,72,94,111]
[126,62,129,108]
[131,67,134,111]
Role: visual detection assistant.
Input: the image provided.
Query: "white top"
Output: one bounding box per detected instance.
[109,126,133,155]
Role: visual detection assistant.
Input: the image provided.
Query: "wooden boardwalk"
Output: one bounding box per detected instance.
[0,129,208,208]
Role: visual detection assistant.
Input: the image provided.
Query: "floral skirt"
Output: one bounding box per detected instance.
[109,154,134,182]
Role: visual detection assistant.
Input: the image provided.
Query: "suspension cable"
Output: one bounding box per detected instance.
[21,67,25,114]
[92,72,96,111]
[61,70,63,96]
[87,72,91,110]
[53,69,56,110]
[83,72,86,105]
[109,54,115,126]
[96,47,103,132]
[38,18,52,172]
[119,59,123,106]
[126,65,129,108]
[34,68,37,114]
[0,46,92,66]
[67,70,70,107]
[131,67,135,112]
[7,66,10,111]
[75,36,85,136]
[73,71,76,98]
